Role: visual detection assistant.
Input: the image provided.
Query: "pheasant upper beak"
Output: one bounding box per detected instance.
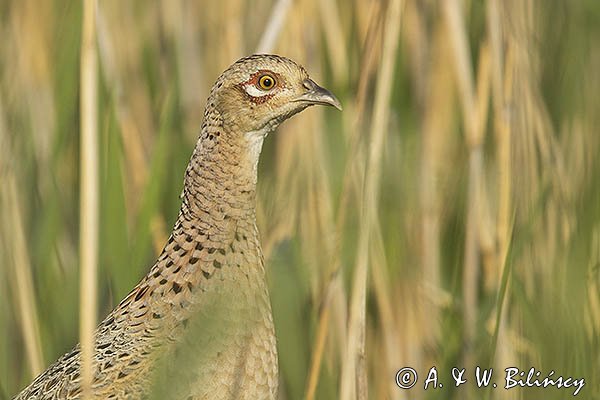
[294,79,342,111]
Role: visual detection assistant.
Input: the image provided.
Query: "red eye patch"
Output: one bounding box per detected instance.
[239,70,282,103]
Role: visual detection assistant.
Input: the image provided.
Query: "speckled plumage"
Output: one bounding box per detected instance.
[14,54,340,400]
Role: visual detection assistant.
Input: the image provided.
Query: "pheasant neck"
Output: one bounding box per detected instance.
[133,121,269,324]
[181,123,267,225]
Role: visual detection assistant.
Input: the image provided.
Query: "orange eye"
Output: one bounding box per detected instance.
[258,74,276,90]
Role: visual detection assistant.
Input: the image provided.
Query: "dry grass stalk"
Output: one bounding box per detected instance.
[2,173,44,377]
[340,0,403,399]
[586,228,600,337]
[370,223,404,400]
[256,0,292,53]
[443,0,491,377]
[403,0,428,109]
[79,0,99,397]
[442,3,481,371]
[317,0,349,86]
[417,14,456,352]
[336,0,382,218]
[304,275,338,400]
[474,42,492,261]
[488,2,517,396]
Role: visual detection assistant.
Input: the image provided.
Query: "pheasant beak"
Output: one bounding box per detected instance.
[294,79,342,111]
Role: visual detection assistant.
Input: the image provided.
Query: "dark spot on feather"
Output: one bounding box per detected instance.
[135,286,148,301]
[172,282,182,294]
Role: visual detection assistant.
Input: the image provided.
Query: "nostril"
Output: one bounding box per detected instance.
[303,79,315,91]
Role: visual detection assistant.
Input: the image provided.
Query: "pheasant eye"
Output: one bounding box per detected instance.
[257,74,276,90]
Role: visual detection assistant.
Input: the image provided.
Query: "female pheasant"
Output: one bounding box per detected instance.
[14,54,341,400]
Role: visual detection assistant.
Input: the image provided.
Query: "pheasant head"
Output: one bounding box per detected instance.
[208,54,342,134]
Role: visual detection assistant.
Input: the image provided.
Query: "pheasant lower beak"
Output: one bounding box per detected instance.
[294,79,342,111]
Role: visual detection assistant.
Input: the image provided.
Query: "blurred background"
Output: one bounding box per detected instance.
[1,0,599,399]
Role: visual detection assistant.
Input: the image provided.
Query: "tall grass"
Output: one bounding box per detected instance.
[1,1,599,399]
[78,0,99,397]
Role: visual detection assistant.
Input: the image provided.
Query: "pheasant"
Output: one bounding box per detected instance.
[14,54,341,400]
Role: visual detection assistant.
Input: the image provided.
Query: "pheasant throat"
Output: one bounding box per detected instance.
[244,127,268,184]
[181,123,269,222]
